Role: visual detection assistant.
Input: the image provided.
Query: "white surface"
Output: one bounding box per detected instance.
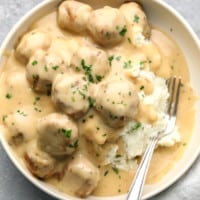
[0,0,200,200]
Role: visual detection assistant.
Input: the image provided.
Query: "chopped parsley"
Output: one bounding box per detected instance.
[81,59,94,83]
[61,129,72,138]
[108,55,114,66]
[78,90,86,99]
[44,65,48,72]
[123,60,132,69]
[131,122,142,132]
[140,85,145,90]
[75,66,81,72]
[104,170,109,176]
[32,60,38,66]
[128,37,132,44]
[128,91,132,96]
[2,115,8,122]
[117,25,127,37]
[88,96,95,108]
[5,93,12,99]
[133,15,140,23]
[112,167,119,174]
[52,65,59,70]
[96,75,103,82]
[116,56,121,61]
[33,96,40,105]
[68,139,79,148]
[140,61,146,65]
[34,107,42,112]
[17,110,27,117]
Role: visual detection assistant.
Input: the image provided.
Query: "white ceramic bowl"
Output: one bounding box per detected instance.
[0,0,200,200]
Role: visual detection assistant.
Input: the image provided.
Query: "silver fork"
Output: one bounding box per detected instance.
[126,76,182,200]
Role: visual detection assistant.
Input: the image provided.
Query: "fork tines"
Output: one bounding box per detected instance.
[167,76,182,117]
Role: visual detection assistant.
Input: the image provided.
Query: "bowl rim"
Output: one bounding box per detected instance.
[0,0,200,200]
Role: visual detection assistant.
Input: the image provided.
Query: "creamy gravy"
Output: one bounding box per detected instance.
[0,1,196,197]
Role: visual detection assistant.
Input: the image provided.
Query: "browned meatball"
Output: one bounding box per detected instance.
[68,153,100,198]
[26,50,67,94]
[94,79,139,128]
[37,113,79,156]
[52,74,91,118]
[120,2,151,38]
[24,141,56,179]
[70,46,110,83]
[87,6,127,46]
[58,0,92,33]
[15,29,51,64]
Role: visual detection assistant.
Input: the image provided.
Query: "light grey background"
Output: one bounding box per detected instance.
[0,0,200,200]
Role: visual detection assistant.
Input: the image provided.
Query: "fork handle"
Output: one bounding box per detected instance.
[126,136,159,200]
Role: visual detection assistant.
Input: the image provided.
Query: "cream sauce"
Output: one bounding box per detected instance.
[0,3,196,198]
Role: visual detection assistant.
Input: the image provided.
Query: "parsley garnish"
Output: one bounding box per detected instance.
[108,55,114,66]
[17,110,27,117]
[131,122,142,132]
[140,85,145,90]
[5,93,12,99]
[112,167,119,174]
[52,65,59,70]
[96,75,103,82]
[44,65,48,72]
[61,129,72,138]
[68,140,79,148]
[2,115,8,122]
[104,170,109,176]
[133,15,140,23]
[88,96,95,108]
[123,60,132,69]
[118,26,127,37]
[81,59,94,83]
[32,60,38,66]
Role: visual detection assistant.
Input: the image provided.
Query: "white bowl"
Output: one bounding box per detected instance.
[0,0,200,200]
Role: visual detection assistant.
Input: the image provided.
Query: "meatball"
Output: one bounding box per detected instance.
[26,49,67,93]
[87,6,127,46]
[58,0,92,33]
[15,29,51,64]
[24,141,56,179]
[3,106,37,146]
[94,79,139,128]
[70,46,110,83]
[120,2,151,38]
[37,113,79,157]
[49,37,79,66]
[68,153,100,198]
[52,74,91,118]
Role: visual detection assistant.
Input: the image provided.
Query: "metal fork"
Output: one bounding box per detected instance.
[126,76,182,200]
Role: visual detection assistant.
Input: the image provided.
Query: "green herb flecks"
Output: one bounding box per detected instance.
[68,139,79,148]
[52,65,59,71]
[81,59,94,83]
[130,122,142,133]
[17,110,27,117]
[88,96,95,108]
[108,55,114,66]
[133,15,140,23]
[117,25,127,37]
[5,93,12,99]
[123,60,132,69]
[61,129,72,138]
[112,167,119,174]
[32,60,38,66]
[104,170,109,176]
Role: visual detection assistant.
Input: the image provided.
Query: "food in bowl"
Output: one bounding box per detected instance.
[0,0,196,198]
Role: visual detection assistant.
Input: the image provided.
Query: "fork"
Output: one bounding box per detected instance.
[126,76,182,200]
